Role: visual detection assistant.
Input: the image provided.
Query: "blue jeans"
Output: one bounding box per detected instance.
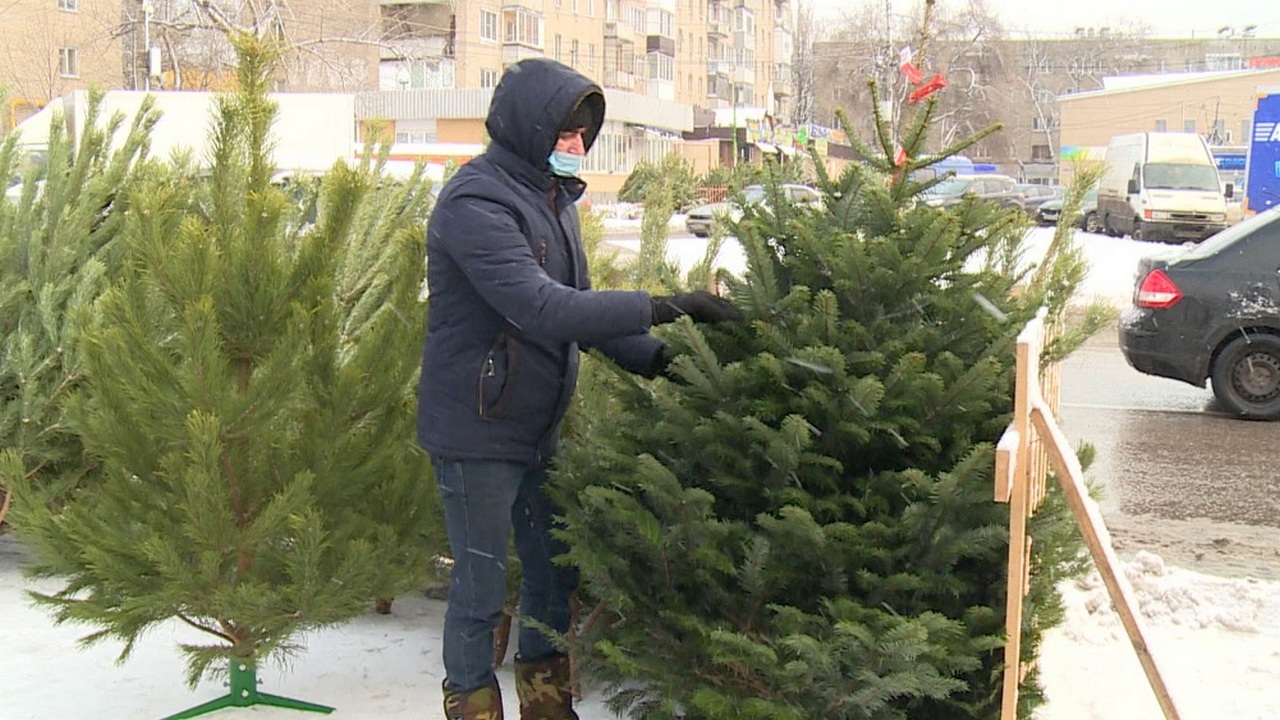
[433,457,579,693]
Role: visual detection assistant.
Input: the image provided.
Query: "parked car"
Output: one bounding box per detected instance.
[920,174,1024,210]
[1118,207,1280,419]
[1015,183,1062,215]
[1035,189,1100,232]
[684,183,822,238]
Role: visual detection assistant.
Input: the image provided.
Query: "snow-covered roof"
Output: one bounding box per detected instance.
[1060,68,1280,101]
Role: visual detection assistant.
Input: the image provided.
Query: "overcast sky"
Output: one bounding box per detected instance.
[808,0,1280,39]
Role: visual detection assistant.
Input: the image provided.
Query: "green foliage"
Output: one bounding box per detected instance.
[619,154,700,210]
[7,34,436,687]
[0,90,159,514]
[553,71,1092,718]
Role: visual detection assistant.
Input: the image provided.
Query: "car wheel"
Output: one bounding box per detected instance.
[1083,211,1101,234]
[1131,220,1145,242]
[1211,334,1280,419]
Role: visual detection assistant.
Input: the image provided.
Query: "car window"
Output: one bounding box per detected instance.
[789,187,819,204]
[1182,208,1280,260]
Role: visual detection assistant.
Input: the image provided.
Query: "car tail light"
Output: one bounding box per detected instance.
[1136,269,1182,309]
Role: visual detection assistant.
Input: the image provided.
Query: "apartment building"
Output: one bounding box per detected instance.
[813,32,1280,183]
[2,0,382,134]
[369,0,798,196]
[5,0,800,193]
[1,0,123,131]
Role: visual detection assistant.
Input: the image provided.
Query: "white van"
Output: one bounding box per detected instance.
[1097,132,1231,242]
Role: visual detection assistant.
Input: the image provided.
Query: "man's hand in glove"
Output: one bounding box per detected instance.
[651,291,742,325]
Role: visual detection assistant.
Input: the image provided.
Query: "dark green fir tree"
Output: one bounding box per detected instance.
[5,34,438,716]
[553,27,1106,720]
[0,91,159,525]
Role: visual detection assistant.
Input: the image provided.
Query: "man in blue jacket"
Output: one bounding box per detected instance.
[418,58,739,719]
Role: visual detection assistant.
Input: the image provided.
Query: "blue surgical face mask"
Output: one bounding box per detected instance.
[548,151,583,178]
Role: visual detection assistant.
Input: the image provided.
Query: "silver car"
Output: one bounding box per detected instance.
[684,184,823,238]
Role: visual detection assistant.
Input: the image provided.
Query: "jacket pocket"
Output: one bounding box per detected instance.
[477,333,518,419]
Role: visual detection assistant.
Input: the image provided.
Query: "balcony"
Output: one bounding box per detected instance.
[773,74,792,97]
[706,74,732,102]
[731,65,754,84]
[502,44,546,65]
[647,35,675,55]
[604,20,642,41]
[604,69,638,92]
[734,30,754,51]
[502,0,545,10]
[706,59,731,76]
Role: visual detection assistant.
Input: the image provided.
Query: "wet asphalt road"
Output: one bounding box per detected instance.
[1058,331,1280,529]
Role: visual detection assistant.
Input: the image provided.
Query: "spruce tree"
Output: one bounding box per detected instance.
[6,34,437,714]
[554,48,1100,720]
[0,92,159,525]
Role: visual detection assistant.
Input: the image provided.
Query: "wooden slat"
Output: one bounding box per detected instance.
[994,427,1019,503]
[1029,401,1183,720]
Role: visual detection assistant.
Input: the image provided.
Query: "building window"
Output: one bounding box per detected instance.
[587,0,595,16]
[395,130,437,144]
[58,0,77,11]
[504,8,543,47]
[481,68,499,88]
[647,52,674,81]
[624,4,645,32]
[58,47,78,77]
[647,9,675,38]
[1155,119,1167,132]
[571,39,579,66]
[1031,145,1052,161]
[587,43,596,71]
[572,0,579,13]
[480,10,499,42]
[554,34,562,62]
[1183,119,1196,133]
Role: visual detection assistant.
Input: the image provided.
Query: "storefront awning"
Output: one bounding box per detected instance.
[754,142,778,153]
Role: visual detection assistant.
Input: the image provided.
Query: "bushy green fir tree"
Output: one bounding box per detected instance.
[6,34,437,706]
[553,70,1103,720]
[0,92,159,524]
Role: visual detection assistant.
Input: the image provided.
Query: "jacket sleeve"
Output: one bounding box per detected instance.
[434,194,655,344]
[588,334,666,377]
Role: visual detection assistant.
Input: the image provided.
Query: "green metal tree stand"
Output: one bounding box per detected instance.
[160,658,334,719]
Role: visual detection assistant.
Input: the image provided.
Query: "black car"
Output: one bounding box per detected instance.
[1118,208,1280,418]
[1036,189,1099,232]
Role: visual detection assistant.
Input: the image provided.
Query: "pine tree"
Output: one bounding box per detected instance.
[0,92,159,525]
[5,34,437,713]
[552,29,1100,720]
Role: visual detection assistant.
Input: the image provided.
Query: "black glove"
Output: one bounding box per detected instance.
[651,291,742,325]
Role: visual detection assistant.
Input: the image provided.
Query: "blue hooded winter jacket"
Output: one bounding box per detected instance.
[416,59,664,466]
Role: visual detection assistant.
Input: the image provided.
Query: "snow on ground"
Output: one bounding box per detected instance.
[7,529,1278,720]
[604,224,1173,311]
[4,220,1263,720]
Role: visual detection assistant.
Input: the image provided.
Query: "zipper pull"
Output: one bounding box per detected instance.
[485,357,496,377]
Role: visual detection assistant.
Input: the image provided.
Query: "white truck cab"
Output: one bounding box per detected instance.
[1097,132,1231,243]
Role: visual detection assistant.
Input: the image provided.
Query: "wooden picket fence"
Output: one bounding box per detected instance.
[995,310,1182,720]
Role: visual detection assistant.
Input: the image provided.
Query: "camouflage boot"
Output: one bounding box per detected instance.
[443,679,504,720]
[513,654,578,720]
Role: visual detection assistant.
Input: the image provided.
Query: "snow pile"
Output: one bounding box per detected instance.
[1034,550,1280,720]
[1061,550,1277,645]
